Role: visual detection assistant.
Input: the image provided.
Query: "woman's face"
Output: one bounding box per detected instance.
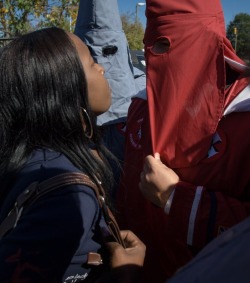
[69,33,111,115]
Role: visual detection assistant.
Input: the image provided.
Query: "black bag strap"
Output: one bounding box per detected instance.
[0,172,125,248]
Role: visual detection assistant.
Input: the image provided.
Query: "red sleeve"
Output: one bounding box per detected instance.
[169,181,250,250]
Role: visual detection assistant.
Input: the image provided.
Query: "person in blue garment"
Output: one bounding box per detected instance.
[74,0,146,198]
[0,27,145,283]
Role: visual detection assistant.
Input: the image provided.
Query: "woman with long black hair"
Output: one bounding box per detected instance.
[0,27,145,282]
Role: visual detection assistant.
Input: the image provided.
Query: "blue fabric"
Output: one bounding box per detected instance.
[74,0,139,126]
[0,149,108,282]
[168,216,250,283]
[74,0,146,200]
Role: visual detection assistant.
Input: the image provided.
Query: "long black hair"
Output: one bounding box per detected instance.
[0,27,114,199]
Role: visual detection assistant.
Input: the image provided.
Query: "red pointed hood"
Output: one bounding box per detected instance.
[144,0,247,168]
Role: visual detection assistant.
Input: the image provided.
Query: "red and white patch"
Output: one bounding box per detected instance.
[128,118,144,149]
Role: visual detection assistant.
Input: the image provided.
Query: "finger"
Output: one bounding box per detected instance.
[120,230,141,247]
[154,152,161,160]
[120,230,136,240]
[144,155,156,172]
[144,155,155,164]
[120,231,146,256]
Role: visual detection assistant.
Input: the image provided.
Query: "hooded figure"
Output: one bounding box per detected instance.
[144,0,248,168]
[74,0,137,126]
[74,0,146,198]
[117,0,250,282]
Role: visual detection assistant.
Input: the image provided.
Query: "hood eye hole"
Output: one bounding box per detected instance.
[102,45,118,57]
[152,38,170,54]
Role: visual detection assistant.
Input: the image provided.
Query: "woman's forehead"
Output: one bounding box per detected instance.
[68,33,89,56]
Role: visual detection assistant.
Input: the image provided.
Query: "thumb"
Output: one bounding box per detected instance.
[154,152,161,161]
[106,241,122,252]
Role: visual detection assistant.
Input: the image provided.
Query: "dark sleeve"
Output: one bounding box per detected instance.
[0,184,100,282]
[167,217,250,283]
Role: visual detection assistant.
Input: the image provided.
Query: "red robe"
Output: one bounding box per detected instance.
[117,0,250,282]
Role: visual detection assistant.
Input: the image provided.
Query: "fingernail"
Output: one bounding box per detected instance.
[154,153,160,160]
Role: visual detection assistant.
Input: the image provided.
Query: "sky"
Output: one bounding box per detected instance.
[117,0,250,28]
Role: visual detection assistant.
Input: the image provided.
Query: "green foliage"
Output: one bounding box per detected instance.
[121,14,144,50]
[226,13,250,62]
[0,1,144,49]
[1,2,144,49]
[0,0,79,39]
